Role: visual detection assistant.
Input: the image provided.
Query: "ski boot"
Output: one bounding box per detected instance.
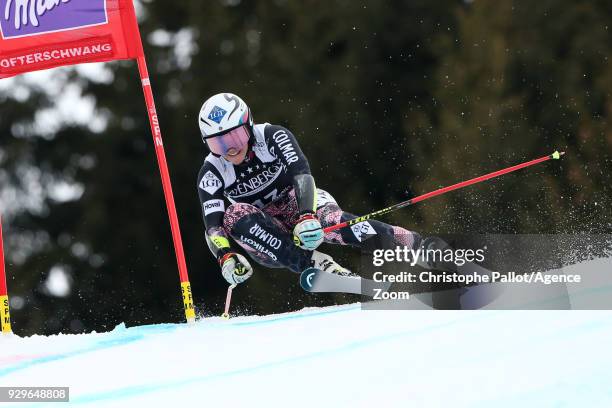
[310,251,354,276]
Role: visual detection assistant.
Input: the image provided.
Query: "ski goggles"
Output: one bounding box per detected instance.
[205,125,250,157]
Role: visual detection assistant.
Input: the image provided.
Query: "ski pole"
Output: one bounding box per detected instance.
[324,151,565,233]
[221,283,237,319]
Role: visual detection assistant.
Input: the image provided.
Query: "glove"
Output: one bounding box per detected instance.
[293,213,324,251]
[219,253,253,285]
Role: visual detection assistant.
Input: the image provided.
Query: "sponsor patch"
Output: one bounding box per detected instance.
[350,221,377,242]
[226,163,282,198]
[240,235,278,261]
[272,130,299,164]
[248,223,282,250]
[208,105,227,124]
[199,170,223,195]
[203,199,225,216]
[210,235,230,250]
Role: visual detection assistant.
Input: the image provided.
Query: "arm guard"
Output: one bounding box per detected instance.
[293,174,317,215]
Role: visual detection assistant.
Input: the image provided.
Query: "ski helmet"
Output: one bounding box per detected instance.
[198,93,254,156]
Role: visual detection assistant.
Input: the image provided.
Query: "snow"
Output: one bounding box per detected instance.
[2,259,612,407]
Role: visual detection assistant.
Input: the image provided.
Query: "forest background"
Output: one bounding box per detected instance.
[1,0,610,335]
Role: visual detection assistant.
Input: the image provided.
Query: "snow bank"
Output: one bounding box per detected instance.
[3,301,612,407]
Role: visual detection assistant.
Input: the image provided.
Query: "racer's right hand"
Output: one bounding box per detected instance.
[219,253,253,285]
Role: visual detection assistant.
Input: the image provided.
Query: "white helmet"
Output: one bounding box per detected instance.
[198,93,253,141]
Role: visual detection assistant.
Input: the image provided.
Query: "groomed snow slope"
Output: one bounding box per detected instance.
[2,304,612,407]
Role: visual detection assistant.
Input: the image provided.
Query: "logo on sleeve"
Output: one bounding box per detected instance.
[203,199,225,216]
[199,170,223,195]
[208,106,227,124]
[272,130,299,164]
[350,221,377,242]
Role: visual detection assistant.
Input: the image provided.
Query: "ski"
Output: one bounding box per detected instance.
[299,268,392,297]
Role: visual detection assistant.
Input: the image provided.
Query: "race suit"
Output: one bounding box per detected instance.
[197,123,420,273]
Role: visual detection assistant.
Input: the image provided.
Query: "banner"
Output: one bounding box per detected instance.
[0,0,143,78]
[0,0,195,324]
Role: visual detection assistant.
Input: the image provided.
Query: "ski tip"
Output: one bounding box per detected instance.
[552,151,565,160]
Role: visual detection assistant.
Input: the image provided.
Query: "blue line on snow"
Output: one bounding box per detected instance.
[0,304,360,378]
[69,313,469,404]
[69,310,612,406]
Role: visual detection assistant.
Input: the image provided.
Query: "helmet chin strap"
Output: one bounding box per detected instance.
[244,149,255,163]
[243,124,256,162]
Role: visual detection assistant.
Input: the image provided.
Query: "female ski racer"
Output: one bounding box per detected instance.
[197,93,420,285]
